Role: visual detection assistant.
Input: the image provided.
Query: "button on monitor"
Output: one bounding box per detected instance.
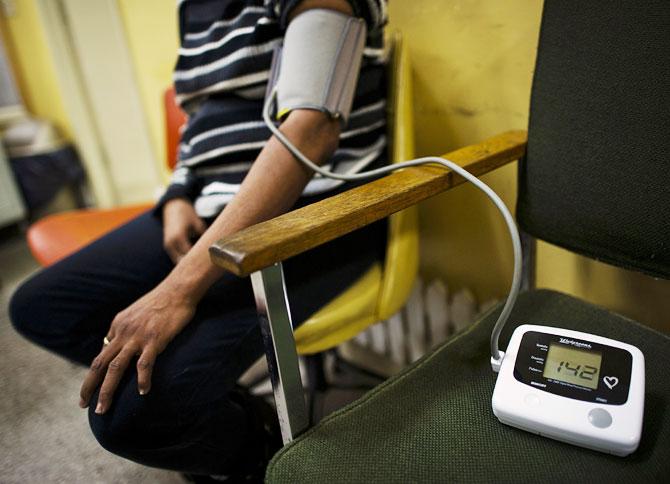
[588,408,613,429]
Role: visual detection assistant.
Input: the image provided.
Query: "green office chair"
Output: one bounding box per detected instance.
[212,1,670,481]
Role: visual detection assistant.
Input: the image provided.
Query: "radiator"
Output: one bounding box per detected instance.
[242,277,498,392]
[350,277,497,369]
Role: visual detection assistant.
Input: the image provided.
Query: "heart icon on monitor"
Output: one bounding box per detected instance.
[603,376,619,390]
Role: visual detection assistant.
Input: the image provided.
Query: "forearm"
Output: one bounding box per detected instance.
[165,110,340,302]
[163,0,353,303]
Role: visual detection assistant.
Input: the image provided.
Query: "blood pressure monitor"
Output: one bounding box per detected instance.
[492,325,645,456]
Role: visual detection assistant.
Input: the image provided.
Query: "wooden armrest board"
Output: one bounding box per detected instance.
[210,130,527,276]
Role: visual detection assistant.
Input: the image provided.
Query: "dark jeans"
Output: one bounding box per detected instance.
[9,210,385,476]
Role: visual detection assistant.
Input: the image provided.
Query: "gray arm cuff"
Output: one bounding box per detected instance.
[267,8,367,126]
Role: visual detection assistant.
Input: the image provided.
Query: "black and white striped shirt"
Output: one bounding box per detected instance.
[159,0,389,218]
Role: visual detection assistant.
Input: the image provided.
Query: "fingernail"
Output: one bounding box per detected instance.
[95,403,103,414]
[139,389,146,396]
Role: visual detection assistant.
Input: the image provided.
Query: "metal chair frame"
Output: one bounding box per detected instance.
[252,225,537,444]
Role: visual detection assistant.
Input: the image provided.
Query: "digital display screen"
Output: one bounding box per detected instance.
[542,344,602,390]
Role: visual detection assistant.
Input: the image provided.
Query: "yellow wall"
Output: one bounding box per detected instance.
[117,0,180,180]
[4,0,668,331]
[1,0,179,198]
[0,0,73,140]
[389,0,670,332]
[388,0,537,299]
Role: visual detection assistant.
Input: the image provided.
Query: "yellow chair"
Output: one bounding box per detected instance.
[209,23,523,443]
[292,32,418,355]
[210,45,523,444]
[211,29,523,442]
[211,33,426,439]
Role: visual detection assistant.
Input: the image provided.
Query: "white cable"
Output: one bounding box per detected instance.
[263,89,520,370]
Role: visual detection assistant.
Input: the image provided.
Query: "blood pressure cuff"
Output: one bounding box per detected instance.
[267,8,367,125]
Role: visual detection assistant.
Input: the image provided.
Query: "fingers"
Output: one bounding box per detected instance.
[165,243,181,265]
[162,201,205,264]
[175,236,193,256]
[104,328,117,345]
[164,234,193,264]
[94,346,136,414]
[191,216,206,236]
[79,341,161,413]
[136,345,158,395]
[79,343,117,408]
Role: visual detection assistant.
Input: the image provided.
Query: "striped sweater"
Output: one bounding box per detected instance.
[159,0,389,218]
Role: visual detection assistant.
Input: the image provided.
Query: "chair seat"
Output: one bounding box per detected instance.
[267,289,670,482]
[27,203,152,266]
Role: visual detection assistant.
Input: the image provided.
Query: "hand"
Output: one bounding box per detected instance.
[162,198,206,264]
[79,280,197,414]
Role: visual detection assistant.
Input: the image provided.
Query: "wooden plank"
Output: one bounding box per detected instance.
[210,130,527,276]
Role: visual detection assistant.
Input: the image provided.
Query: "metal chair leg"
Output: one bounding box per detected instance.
[520,230,536,292]
[306,353,328,424]
[250,262,308,444]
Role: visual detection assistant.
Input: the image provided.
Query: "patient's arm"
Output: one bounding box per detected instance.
[79,0,357,415]
[170,108,343,303]
[80,107,343,412]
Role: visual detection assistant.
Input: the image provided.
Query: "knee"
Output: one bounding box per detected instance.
[88,386,162,458]
[88,395,142,456]
[89,415,131,457]
[9,270,85,355]
[9,277,43,340]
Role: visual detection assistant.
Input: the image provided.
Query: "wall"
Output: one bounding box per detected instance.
[57,0,162,204]
[388,0,670,332]
[1,0,122,207]
[1,0,173,205]
[388,0,536,300]
[117,0,179,180]
[3,0,668,330]
[0,0,73,139]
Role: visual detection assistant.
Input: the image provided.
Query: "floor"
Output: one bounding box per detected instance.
[0,231,369,483]
[0,232,186,483]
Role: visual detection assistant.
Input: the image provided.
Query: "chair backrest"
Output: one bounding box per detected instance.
[163,87,187,171]
[517,1,670,280]
[376,32,419,321]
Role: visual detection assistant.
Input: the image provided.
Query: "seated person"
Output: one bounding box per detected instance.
[9,0,388,480]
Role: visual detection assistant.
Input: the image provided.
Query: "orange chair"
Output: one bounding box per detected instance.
[27,89,187,266]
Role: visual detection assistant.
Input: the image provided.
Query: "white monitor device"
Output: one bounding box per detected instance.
[492,324,645,456]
